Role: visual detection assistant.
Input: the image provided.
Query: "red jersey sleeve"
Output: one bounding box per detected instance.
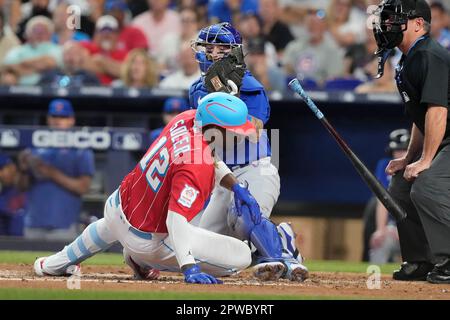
[168,163,214,222]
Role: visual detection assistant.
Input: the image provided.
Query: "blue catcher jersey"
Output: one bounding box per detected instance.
[189,71,272,167]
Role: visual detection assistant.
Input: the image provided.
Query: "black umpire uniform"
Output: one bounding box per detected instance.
[374,0,450,284]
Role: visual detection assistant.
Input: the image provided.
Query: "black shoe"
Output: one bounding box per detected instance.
[427,258,450,284]
[393,261,434,281]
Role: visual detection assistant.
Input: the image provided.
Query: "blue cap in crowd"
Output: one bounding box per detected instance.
[104,0,128,11]
[48,99,74,117]
[0,153,12,169]
[163,98,190,114]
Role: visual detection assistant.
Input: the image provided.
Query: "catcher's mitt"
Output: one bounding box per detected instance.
[204,46,246,95]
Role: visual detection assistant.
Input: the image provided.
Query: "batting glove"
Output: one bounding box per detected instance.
[232,182,262,225]
[183,265,223,284]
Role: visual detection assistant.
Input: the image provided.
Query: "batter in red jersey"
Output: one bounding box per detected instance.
[120,109,215,234]
[34,92,259,284]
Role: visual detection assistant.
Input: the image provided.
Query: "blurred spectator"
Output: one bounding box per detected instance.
[245,35,287,95]
[239,13,277,63]
[0,154,26,236]
[132,0,181,57]
[51,1,91,45]
[18,99,94,241]
[276,1,328,39]
[185,0,209,27]
[431,1,450,50]
[158,42,200,89]
[159,7,199,73]
[39,41,100,87]
[327,0,366,47]
[344,28,379,79]
[0,9,21,66]
[259,0,294,55]
[104,0,149,51]
[127,0,149,17]
[77,0,106,38]
[113,48,159,88]
[0,66,19,85]
[354,57,397,93]
[17,0,52,42]
[82,15,129,85]
[3,16,63,86]
[208,0,259,25]
[238,13,286,93]
[283,9,344,85]
[149,97,190,143]
[362,129,408,263]
[0,0,22,33]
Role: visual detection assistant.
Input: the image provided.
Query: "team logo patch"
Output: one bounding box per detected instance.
[178,184,200,208]
[211,76,224,91]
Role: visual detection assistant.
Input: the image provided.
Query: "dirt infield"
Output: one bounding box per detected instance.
[0,264,449,299]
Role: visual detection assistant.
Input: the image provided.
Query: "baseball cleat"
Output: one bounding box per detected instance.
[426,259,450,284]
[282,258,309,282]
[34,257,81,277]
[393,261,434,281]
[277,222,304,264]
[124,252,160,280]
[252,261,285,281]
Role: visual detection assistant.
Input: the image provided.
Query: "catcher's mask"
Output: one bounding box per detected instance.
[191,22,243,73]
[372,0,431,78]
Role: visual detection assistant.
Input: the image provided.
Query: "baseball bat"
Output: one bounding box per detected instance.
[288,78,407,222]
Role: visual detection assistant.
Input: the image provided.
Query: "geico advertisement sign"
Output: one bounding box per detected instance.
[32,130,111,149]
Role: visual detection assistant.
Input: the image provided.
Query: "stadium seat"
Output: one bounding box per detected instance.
[324,78,364,91]
[286,77,319,91]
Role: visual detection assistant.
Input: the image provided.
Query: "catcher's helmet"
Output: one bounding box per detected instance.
[386,128,410,154]
[195,92,255,135]
[191,22,242,73]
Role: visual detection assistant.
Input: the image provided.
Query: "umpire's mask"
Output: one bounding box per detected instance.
[371,0,431,78]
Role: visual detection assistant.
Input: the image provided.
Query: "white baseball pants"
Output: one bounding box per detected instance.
[199,157,281,235]
[41,189,251,277]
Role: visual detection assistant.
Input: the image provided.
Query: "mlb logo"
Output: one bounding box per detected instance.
[112,132,142,151]
[0,129,20,147]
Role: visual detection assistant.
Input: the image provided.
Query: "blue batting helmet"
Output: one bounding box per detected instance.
[195,92,255,135]
[192,22,242,73]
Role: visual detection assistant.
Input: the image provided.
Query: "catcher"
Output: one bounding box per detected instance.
[189,22,308,281]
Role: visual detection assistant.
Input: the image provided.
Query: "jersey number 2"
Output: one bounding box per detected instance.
[140,136,170,192]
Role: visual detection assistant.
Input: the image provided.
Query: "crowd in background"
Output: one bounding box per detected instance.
[0,0,449,94]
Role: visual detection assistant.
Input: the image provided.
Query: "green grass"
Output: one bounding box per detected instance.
[0,250,399,274]
[0,250,398,300]
[0,288,361,300]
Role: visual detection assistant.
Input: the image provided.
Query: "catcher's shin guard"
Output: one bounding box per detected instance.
[250,218,283,260]
[228,204,283,260]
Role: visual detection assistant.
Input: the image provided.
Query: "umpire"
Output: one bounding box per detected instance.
[373,0,450,284]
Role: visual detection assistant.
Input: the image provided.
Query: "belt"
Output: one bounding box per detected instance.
[111,188,153,240]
